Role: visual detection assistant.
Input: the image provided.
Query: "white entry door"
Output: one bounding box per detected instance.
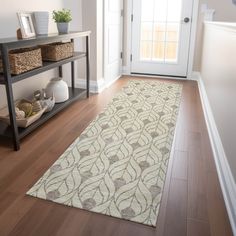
[131,0,193,77]
[104,0,123,85]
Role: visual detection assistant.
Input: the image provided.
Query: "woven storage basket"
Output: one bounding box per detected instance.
[0,47,42,75]
[40,42,74,61]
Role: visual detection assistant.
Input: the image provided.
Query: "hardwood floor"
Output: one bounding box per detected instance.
[0,76,233,236]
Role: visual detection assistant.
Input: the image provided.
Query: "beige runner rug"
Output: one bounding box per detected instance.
[27,80,182,226]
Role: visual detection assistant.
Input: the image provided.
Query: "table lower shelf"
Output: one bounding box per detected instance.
[0,87,86,139]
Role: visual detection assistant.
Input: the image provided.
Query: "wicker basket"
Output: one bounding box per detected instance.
[0,47,42,75]
[40,42,74,61]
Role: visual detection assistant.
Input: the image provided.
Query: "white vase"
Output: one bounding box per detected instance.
[45,78,69,103]
[33,11,49,35]
[57,23,69,34]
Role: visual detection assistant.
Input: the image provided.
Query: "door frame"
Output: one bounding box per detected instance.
[123,0,200,79]
[104,0,124,88]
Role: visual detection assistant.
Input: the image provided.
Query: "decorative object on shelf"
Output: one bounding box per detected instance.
[40,95,55,112]
[0,47,42,75]
[0,99,46,128]
[17,12,36,39]
[52,9,72,34]
[33,11,49,35]
[32,89,55,112]
[32,100,43,113]
[40,42,74,61]
[33,90,43,101]
[18,100,34,117]
[15,107,25,119]
[45,77,69,103]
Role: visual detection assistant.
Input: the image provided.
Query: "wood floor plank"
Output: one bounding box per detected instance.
[29,203,71,236]
[0,196,37,236]
[186,83,202,133]
[155,131,176,236]
[0,77,232,236]
[81,213,121,236]
[0,191,19,217]
[174,87,189,152]
[172,151,188,180]
[55,209,91,236]
[174,125,188,152]
[187,219,211,236]
[206,172,233,236]
[201,127,217,173]
[163,178,187,236]
[117,220,155,236]
[187,132,209,222]
[7,200,54,236]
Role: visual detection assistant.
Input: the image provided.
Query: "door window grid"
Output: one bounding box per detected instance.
[140,0,182,62]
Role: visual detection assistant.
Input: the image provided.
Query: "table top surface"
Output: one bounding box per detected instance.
[0,31,91,46]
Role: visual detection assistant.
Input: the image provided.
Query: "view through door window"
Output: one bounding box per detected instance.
[140,0,182,63]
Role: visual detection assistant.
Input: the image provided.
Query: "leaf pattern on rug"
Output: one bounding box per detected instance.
[27,80,182,226]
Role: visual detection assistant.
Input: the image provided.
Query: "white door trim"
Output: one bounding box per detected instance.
[187,0,200,78]
[124,0,200,79]
[104,0,123,87]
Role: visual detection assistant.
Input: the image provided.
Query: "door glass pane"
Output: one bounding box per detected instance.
[153,42,165,61]
[140,0,182,63]
[166,23,179,41]
[153,23,166,41]
[167,0,182,22]
[141,23,153,40]
[141,0,154,22]
[154,0,168,22]
[140,41,152,60]
[165,42,178,61]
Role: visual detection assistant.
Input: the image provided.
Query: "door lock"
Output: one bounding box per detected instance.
[183,17,190,23]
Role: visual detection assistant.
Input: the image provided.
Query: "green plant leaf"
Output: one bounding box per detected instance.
[52,9,72,23]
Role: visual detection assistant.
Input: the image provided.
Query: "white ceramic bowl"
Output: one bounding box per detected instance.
[45,78,69,103]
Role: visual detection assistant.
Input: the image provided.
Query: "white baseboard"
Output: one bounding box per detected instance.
[75,75,121,94]
[190,71,201,81]
[106,75,122,89]
[75,78,106,93]
[197,72,236,235]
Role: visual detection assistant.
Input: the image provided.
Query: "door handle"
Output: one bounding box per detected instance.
[183,17,190,23]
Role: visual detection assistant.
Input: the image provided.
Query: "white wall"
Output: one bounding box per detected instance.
[81,0,104,82]
[201,22,236,181]
[0,0,64,109]
[193,0,236,70]
[63,0,84,84]
[200,23,236,233]
[96,0,104,83]
[205,0,236,21]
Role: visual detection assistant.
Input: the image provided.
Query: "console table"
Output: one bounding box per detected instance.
[0,31,91,151]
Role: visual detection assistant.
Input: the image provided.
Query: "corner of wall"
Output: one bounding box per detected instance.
[75,77,106,93]
[188,71,200,81]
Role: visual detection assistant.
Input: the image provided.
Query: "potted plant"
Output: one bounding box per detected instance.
[52,9,72,34]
